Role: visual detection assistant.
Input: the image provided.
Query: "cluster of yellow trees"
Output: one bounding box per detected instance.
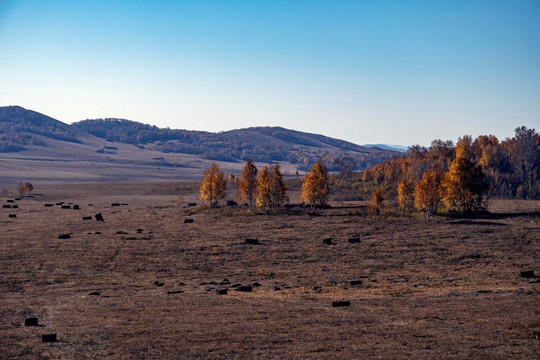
[199,159,331,210]
[365,136,496,217]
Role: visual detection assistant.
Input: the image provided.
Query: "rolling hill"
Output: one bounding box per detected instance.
[0,106,399,183]
[73,118,396,169]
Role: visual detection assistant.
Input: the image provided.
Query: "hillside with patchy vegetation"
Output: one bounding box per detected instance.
[0,106,398,173]
[0,106,83,152]
[72,118,396,170]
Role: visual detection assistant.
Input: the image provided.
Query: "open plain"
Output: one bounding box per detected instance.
[1,181,539,359]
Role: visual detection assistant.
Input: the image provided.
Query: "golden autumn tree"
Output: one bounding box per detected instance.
[199,162,227,207]
[300,160,329,209]
[17,182,33,197]
[238,159,258,209]
[270,164,288,207]
[396,178,414,211]
[369,187,384,215]
[443,136,489,212]
[414,168,444,219]
[256,166,272,207]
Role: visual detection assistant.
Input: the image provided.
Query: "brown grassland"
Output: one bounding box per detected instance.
[1,181,539,359]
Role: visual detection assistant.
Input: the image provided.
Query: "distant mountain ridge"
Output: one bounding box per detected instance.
[363,144,409,153]
[0,106,399,171]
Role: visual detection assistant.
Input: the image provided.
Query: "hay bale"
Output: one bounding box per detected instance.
[25,317,38,326]
[520,270,535,278]
[332,300,351,307]
[347,236,360,243]
[42,334,57,343]
[236,285,253,292]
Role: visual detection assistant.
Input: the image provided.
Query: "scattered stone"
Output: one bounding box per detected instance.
[3,205,11,208]
[184,218,194,223]
[348,280,363,286]
[56,202,64,205]
[136,228,144,233]
[61,205,71,209]
[533,328,540,340]
[348,237,360,243]
[520,270,535,278]
[226,200,238,206]
[12,205,18,209]
[44,204,54,207]
[95,232,101,235]
[15,198,21,201]
[216,289,228,295]
[236,285,253,292]
[58,234,71,239]
[116,231,128,235]
[7,200,15,203]
[188,203,197,207]
[8,214,16,218]
[73,205,80,210]
[82,216,92,220]
[42,334,57,343]
[231,283,241,288]
[89,291,100,296]
[111,203,120,207]
[167,290,183,295]
[125,237,137,240]
[322,238,333,245]
[95,213,104,221]
[121,203,128,206]
[25,317,39,326]
[332,300,351,307]
[154,281,165,287]
[274,286,281,291]
[252,282,262,287]
[221,278,230,285]
[245,238,259,245]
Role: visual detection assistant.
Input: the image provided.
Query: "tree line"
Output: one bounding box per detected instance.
[361,126,539,216]
[199,160,330,210]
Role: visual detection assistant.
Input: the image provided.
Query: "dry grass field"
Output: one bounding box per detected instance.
[1,181,539,359]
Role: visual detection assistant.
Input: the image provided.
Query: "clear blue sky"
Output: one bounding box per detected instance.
[1,0,539,146]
